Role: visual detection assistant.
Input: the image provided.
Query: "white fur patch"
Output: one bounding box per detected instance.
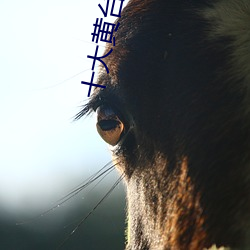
[202,0,250,109]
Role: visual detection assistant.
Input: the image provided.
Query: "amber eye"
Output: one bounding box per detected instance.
[96,105,125,146]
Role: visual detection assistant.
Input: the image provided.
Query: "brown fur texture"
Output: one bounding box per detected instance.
[79,0,250,249]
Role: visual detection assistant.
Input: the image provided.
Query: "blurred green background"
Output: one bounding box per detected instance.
[0,176,126,250]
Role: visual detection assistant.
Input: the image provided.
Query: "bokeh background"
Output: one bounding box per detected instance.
[0,0,127,249]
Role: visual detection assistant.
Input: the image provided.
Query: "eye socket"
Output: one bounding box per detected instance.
[96,105,125,146]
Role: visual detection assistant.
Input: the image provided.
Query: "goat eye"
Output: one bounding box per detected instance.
[96,105,125,146]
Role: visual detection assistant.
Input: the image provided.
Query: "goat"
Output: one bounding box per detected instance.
[78,0,250,249]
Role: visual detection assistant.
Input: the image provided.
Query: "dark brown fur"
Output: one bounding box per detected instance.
[79,0,250,249]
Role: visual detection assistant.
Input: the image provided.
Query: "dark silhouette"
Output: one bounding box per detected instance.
[79,0,250,249]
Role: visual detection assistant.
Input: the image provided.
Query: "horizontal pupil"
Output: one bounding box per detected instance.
[98,120,120,131]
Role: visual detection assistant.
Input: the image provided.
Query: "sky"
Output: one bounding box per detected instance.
[0,0,125,214]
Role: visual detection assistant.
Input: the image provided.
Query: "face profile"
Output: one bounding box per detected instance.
[78,0,250,249]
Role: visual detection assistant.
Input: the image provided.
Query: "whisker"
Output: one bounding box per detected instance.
[59,166,116,230]
[56,172,125,250]
[52,164,117,207]
[73,38,106,48]
[16,161,117,225]
[56,161,116,202]
[85,165,116,195]
[31,68,92,91]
